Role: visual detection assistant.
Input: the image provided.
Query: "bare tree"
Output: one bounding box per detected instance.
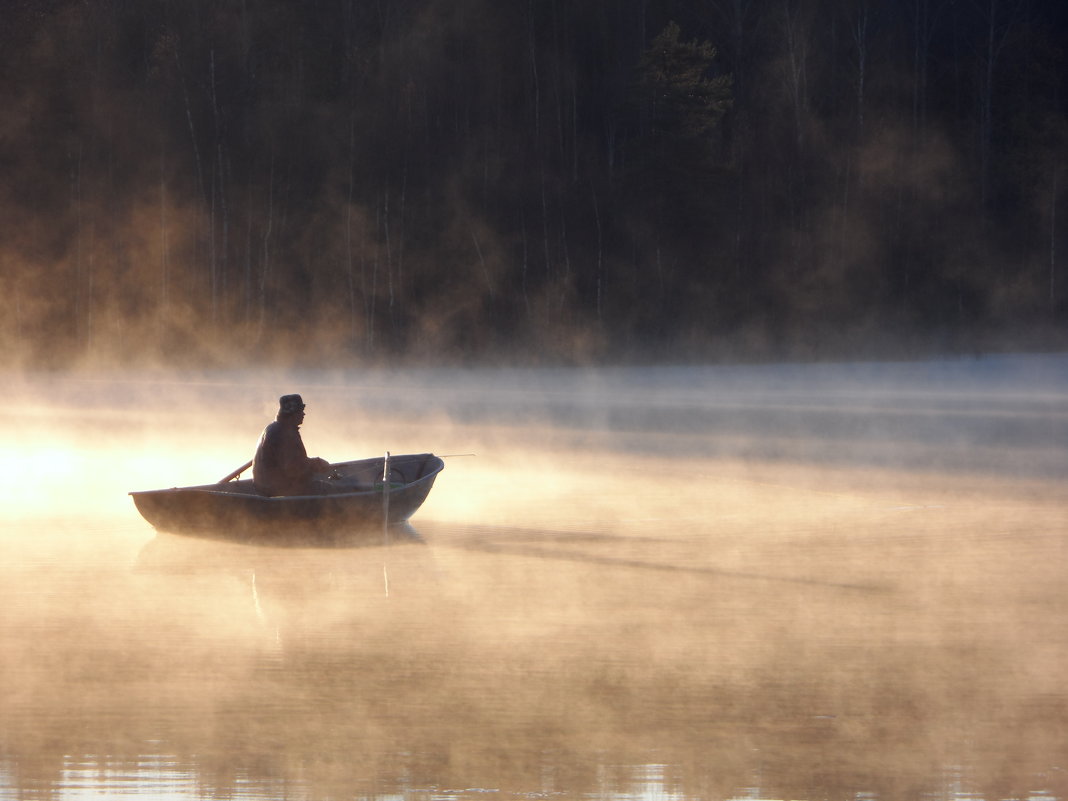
[256,154,276,339]
[975,0,1019,210]
[159,143,170,348]
[779,0,810,151]
[850,0,871,134]
[1052,164,1061,312]
[910,0,948,141]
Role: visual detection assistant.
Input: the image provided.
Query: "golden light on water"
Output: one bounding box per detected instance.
[0,443,81,509]
[0,417,238,523]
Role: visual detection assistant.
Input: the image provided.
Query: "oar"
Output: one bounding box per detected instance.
[218,459,253,484]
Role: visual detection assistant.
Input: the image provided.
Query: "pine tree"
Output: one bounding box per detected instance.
[638,21,733,141]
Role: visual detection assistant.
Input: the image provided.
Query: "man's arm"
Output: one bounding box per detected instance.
[280,429,329,480]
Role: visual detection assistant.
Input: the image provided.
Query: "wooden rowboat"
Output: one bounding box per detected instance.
[129,453,444,545]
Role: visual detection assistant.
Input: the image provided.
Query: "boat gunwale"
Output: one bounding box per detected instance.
[129,453,443,501]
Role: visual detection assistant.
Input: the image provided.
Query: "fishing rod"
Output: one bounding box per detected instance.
[382,450,391,598]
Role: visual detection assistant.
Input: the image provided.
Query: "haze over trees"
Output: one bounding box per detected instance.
[1,0,1065,367]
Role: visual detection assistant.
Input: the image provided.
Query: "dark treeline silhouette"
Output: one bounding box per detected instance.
[1,0,1065,366]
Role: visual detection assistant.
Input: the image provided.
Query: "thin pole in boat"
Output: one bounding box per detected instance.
[382,451,391,597]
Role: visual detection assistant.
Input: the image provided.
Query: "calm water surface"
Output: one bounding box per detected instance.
[2,358,1066,800]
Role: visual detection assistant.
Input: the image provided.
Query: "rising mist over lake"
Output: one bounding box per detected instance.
[2,358,1067,800]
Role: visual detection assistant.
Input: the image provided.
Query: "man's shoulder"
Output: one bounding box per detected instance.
[262,420,300,438]
[259,420,288,441]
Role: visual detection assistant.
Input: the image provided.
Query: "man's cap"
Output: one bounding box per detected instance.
[278,394,306,415]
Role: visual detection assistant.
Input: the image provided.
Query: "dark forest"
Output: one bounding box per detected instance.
[2,0,1065,367]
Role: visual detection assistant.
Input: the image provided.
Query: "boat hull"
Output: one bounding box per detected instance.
[130,453,443,545]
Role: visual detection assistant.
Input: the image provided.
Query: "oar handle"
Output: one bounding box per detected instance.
[218,459,254,484]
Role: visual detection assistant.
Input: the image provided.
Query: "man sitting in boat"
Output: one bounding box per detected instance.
[253,394,333,496]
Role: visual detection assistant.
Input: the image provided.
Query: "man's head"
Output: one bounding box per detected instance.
[277,394,306,422]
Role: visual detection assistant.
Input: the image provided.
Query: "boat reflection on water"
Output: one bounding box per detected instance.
[133,525,439,644]
[135,518,427,551]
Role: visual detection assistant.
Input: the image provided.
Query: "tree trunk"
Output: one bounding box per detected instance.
[243,190,253,327]
[1052,165,1060,312]
[910,0,945,140]
[592,185,603,323]
[472,231,494,300]
[781,2,809,151]
[851,1,869,134]
[209,48,224,326]
[528,0,541,140]
[520,209,531,318]
[159,143,170,347]
[217,143,229,319]
[979,0,996,210]
[71,142,84,351]
[257,156,275,339]
[346,113,358,346]
[978,0,1015,212]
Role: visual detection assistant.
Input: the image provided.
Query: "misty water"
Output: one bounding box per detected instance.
[2,355,1067,801]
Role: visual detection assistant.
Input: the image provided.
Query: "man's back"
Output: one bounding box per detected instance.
[253,419,312,496]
